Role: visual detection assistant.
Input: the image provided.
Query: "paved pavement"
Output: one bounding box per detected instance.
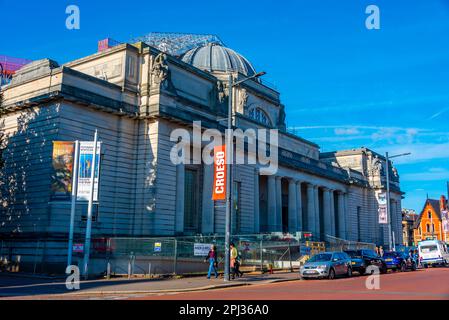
[2,268,448,300]
[0,271,299,300]
[144,267,449,300]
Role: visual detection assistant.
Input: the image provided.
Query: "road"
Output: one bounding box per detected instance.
[140,268,449,300]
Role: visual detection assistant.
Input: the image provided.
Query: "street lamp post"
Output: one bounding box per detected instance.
[385,152,411,251]
[224,71,266,282]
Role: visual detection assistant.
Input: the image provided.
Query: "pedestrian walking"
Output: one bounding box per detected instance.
[205,245,218,279]
[230,243,238,279]
[234,255,244,278]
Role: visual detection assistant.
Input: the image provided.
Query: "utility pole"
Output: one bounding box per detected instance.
[224,74,233,282]
[82,130,98,279]
[223,71,266,282]
[384,152,411,251]
[385,152,393,251]
[67,140,80,268]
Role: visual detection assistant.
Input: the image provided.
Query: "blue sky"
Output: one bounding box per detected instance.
[2,0,449,211]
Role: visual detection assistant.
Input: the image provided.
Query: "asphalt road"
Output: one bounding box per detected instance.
[142,267,449,300]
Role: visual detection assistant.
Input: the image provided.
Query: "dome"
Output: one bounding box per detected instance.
[181,43,257,77]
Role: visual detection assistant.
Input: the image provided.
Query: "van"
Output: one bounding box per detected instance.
[418,240,449,267]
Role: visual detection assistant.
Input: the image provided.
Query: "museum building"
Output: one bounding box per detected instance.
[0,34,403,267]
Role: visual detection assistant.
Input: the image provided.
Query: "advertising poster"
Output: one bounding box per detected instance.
[212,145,226,201]
[51,141,75,197]
[378,205,388,224]
[77,141,101,201]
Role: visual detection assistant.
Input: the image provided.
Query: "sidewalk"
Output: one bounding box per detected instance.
[0,271,301,298]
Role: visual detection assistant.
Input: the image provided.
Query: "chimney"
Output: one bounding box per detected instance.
[440,195,447,211]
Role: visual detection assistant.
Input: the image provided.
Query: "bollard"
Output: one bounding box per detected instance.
[128,260,131,279]
[148,262,152,278]
[106,262,111,279]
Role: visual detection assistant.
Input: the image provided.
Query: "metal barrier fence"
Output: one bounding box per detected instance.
[0,233,376,276]
[324,235,376,252]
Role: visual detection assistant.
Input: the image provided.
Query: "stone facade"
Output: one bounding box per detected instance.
[0,41,404,270]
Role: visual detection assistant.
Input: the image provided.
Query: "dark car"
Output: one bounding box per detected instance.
[343,250,366,274]
[383,251,417,272]
[344,249,387,274]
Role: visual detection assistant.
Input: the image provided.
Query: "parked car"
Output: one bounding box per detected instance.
[343,250,366,274]
[418,240,449,267]
[383,251,417,272]
[300,252,352,280]
[344,249,387,274]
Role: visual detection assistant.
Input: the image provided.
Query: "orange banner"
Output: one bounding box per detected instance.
[212,145,226,201]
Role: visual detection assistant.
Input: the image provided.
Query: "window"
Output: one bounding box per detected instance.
[184,168,199,233]
[428,211,432,219]
[426,224,430,233]
[248,107,272,126]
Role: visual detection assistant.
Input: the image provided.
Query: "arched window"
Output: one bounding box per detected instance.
[248,107,272,126]
[426,224,430,233]
[428,211,432,219]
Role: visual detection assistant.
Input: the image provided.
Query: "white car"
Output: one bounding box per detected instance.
[418,240,449,267]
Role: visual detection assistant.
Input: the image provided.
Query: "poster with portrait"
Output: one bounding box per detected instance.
[51,141,75,198]
[378,205,388,224]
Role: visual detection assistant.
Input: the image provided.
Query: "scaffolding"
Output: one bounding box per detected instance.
[132,32,224,57]
[0,55,32,85]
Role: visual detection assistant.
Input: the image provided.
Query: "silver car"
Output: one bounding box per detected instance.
[300,252,353,280]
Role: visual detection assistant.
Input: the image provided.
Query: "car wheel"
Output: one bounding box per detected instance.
[380,265,387,274]
[359,267,366,275]
[328,268,336,280]
[347,267,352,278]
[411,262,417,271]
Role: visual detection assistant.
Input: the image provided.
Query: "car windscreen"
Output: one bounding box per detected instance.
[420,245,438,253]
[308,253,332,262]
[344,251,360,258]
[383,252,398,258]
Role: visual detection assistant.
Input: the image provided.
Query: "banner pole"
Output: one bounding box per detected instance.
[67,140,80,268]
[82,130,98,279]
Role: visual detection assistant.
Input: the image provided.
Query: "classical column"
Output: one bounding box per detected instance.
[296,181,303,232]
[202,164,214,234]
[276,176,283,232]
[175,164,185,234]
[329,190,336,237]
[337,192,347,239]
[344,192,350,240]
[314,186,320,239]
[254,169,260,233]
[267,175,277,232]
[288,179,298,233]
[323,188,332,238]
[306,184,316,234]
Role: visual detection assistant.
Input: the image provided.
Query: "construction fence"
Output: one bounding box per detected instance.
[0,233,375,276]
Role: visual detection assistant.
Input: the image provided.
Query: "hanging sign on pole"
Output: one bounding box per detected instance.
[212,145,226,201]
[77,141,102,201]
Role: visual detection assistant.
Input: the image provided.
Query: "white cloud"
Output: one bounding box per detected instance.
[401,167,449,181]
[334,127,361,135]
